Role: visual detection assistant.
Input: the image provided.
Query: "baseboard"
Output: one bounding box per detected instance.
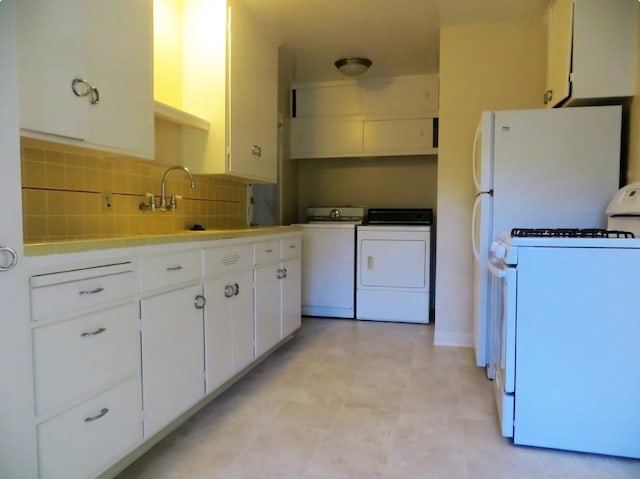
[434,330,473,347]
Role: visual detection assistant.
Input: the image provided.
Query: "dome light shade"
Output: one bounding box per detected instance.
[334,57,372,76]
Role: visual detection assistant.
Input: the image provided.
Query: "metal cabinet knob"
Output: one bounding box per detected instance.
[194,294,207,309]
[251,145,262,157]
[0,246,18,272]
[276,268,285,279]
[71,78,99,105]
[224,284,235,298]
[543,89,553,105]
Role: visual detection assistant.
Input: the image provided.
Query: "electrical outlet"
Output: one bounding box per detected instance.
[102,191,113,212]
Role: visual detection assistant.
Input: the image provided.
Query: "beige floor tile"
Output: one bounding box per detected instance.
[116,318,640,479]
[272,400,340,430]
[305,429,393,477]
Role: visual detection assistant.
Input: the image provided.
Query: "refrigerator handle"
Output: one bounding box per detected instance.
[471,194,482,261]
[472,122,482,191]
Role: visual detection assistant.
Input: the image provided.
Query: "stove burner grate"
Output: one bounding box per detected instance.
[510,228,635,239]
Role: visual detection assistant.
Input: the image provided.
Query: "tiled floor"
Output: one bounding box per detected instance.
[117,318,640,479]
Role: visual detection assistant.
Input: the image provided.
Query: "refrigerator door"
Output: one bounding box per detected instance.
[472,191,492,367]
[491,106,621,236]
[472,111,494,193]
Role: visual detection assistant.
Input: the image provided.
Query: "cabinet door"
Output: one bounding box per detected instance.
[204,276,234,392]
[363,118,436,156]
[290,117,364,159]
[281,257,301,339]
[232,270,255,372]
[294,84,361,117]
[254,264,282,357]
[360,75,439,117]
[16,0,153,158]
[228,1,278,182]
[140,284,204,437]
[17,0,88,140]
[0,4,35,476]
[544,0,573,108]
[204,269,254,392]
[86,0,154,158]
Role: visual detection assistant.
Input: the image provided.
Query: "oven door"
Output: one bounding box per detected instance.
[488,259,516,437]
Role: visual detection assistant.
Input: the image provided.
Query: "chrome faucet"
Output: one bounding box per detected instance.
[160,165,196,211]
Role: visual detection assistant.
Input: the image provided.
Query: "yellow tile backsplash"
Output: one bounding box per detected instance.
[21,138,248,242]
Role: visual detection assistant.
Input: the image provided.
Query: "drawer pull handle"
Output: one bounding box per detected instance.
[289,245,296,249]
[81,327,106,338]
[79,287,104,296]
[166,265,183,272]
[265,249,274,253]
[84,408,109,423]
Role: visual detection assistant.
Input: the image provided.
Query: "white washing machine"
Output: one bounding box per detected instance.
[295,206,365,319]
[356,209,432,324]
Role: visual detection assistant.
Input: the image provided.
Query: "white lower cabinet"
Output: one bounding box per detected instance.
[29,262,142,479]
[140,283,205,437]
[254,235,302,356]
[25,231,302,477]
[32,303,139,416]
[37,377,142,479]
[204,270,254,392]
[254,262,283,357]
[281,256,302,339]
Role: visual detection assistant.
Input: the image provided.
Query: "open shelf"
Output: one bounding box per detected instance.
[154,101,210,131]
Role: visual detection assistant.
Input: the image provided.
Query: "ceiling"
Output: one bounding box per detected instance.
[239,0,549,83]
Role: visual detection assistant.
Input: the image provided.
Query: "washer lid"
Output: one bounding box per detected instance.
[306,206,365,223]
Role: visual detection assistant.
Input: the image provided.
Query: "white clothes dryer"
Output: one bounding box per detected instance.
[356,209,432,324]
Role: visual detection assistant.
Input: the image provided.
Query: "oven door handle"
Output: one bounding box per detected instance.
[488,261,506,278]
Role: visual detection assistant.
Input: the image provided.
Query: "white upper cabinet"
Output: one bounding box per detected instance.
[360,75,439,118]
[157,0,278,182]
[227,1,278,181]
[290,74,439,159]
[16,0,154,159]
[294,84,361,118]
[544,0,638,108]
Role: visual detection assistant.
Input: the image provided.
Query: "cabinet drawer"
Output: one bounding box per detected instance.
[204,243,253,276]
[30,264,135,321]
[32,303,139,416]
[281,237,301,259]
[254,240,281,265]
[138,250,201,293]
[37,377,142,479]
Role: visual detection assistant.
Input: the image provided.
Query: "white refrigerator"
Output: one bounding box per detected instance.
[471,105,622,372]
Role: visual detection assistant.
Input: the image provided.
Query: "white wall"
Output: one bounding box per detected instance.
[626,8,640,183]
[435,21,545,346]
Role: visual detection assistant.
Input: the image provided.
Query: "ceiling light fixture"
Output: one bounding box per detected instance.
[334,57,372,77]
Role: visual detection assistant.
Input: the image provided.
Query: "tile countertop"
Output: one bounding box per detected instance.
[23,226,301,256]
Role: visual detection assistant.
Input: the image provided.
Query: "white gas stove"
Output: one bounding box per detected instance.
[486,186,640,458]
